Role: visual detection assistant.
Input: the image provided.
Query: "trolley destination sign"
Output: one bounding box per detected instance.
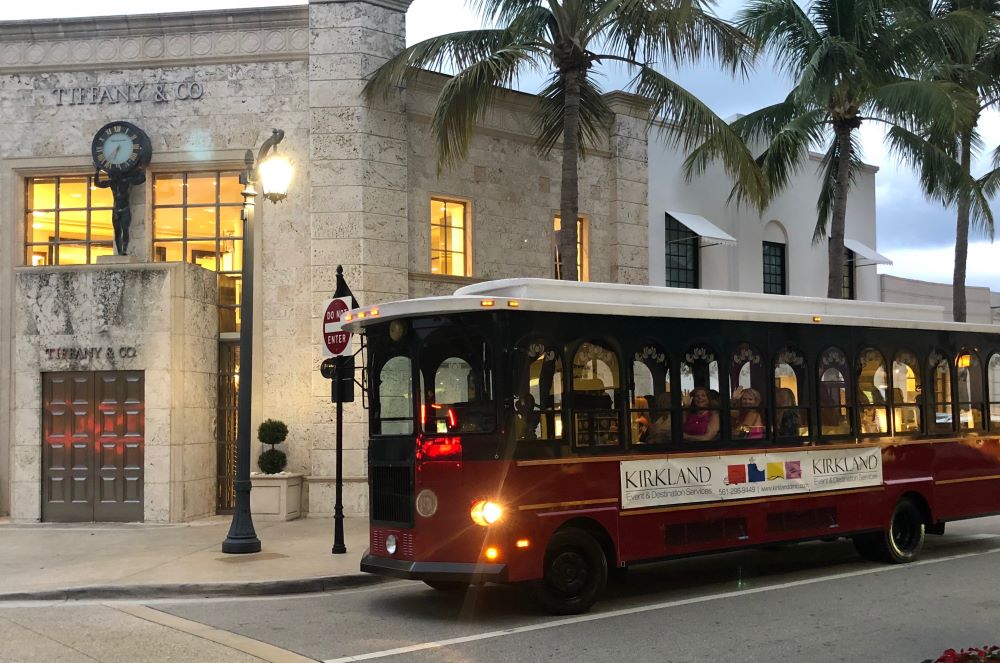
[620,447,883,509]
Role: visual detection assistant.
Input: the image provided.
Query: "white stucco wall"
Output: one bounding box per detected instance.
[648,134,881,300]
[880,274,994,324]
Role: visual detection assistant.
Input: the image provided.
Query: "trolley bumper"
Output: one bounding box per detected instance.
[361,554,508,583]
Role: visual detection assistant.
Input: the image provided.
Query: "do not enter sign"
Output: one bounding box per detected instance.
[322,297,352,357]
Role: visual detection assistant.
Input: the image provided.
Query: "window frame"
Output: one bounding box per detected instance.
[928,348,956,434]
[989,352,1000,433]
[24,174,116,266]
[628,340,673,449]
[568,337,625,453]
[762,241,787,295]
[553,214,590,282]
[429,195,472,277]
[842,249,856,300]
[890,349,924,436]
[664,212,700,289]
[955,348,986,433]
[817,346,854,440]
[856,346,890,438]
[151,170,246,332]
[772,345,811,444]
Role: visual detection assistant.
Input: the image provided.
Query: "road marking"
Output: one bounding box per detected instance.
[115,604,317,663]
[322,541,1000,663]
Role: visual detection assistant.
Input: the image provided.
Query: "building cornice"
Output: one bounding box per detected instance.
[0,6,309,73]
[309,0,414,11]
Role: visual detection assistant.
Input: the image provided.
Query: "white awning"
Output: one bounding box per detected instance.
[666,210,737,246]
[845,239,893,266]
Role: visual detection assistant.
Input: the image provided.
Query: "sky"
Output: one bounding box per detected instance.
[3,0,998,291]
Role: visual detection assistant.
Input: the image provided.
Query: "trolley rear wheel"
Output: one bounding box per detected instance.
[853,498,925,564]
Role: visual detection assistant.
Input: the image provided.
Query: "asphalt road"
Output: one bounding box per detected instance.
[3,518,1000,663]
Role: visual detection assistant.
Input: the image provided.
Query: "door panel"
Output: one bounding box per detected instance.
[42,371,144,522]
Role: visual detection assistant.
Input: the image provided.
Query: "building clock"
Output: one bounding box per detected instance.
[91,121,152,175]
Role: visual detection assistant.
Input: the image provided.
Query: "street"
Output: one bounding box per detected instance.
[3,517,999,663]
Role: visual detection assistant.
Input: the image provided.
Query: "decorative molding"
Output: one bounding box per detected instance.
[310,0,415,11]
[0,7,308,73]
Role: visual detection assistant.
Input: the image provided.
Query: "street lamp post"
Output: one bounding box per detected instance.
[223,128,292,554]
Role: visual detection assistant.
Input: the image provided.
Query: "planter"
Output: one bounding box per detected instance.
[250,472,302,521]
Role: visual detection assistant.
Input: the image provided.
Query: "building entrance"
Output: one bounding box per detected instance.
[42,371,144,522]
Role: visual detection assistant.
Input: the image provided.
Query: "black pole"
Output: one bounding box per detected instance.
[331,266,358,555]
[333,388,346,554]
[223,149,262,554]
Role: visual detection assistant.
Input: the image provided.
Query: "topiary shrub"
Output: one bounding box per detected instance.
[256,419,289,474]
[258,419,288,447]
[258,448,287,474]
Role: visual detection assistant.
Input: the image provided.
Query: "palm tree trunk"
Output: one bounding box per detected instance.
[953,129,973,322]
[827,125,853,299]
[558,68,581,281]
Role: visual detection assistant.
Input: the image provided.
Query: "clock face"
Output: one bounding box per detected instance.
[92,121,152,175]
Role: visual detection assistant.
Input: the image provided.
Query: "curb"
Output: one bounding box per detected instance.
[0,573,392,602]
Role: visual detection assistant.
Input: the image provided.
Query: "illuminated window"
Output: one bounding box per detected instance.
[430,198,469,277]
[24,175,115,266]
[553,216,589,281]
[152,171,244,331]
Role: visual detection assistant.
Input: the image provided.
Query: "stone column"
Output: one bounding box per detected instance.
[605,93,650,285]
[307,0,413,515]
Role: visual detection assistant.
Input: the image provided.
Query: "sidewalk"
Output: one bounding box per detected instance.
[0,515,384,601]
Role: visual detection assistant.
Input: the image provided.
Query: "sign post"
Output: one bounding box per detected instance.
[320,266,358,555]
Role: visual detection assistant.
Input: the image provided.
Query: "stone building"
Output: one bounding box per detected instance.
[0,0,649,522]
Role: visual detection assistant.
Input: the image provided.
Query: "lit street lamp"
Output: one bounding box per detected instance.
[223,129,291,554]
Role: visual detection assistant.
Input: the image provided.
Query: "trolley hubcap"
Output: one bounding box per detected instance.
[892,511,920,552]
[549,550,589,595]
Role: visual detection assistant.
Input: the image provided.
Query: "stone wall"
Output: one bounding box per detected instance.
[11,262,216,522]
[0,8,312,518]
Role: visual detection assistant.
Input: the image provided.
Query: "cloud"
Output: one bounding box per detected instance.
[880,242,1000,290]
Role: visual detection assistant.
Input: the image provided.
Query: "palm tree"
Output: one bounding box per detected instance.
[887,0,999,321]
[364,0,768,281]
[689,0,973,298]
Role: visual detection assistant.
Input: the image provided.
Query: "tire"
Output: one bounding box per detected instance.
[531,528,608,615]
[423,580,468,592]
[854,499,925,564]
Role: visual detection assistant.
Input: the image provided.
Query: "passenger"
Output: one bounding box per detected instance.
[775,387,801,438]
[682,387,720,442]
[731,386,764,439]
[647,391,672,443]
[633,395,650,443]
[514,392,541,440]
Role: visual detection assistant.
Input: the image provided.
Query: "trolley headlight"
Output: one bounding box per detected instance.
[416,489,439,518]
[470,499,503,527]
[385,534,397,555]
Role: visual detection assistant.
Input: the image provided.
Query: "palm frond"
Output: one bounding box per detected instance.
[431,46,539,169]
[813,131,865,242]
[865,79,978,135]
[737,0,821,78]
[363,28,544,103]
[535,73,615,156]
[629,65,769,210]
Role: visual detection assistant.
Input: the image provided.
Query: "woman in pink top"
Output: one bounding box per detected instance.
[682,387,720,442]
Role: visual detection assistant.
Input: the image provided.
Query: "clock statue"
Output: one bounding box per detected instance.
[92,121,153,256]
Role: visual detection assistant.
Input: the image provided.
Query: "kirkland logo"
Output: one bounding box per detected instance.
[725,461,802,485]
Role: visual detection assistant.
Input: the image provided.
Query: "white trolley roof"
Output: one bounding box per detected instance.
[343,278,998,334]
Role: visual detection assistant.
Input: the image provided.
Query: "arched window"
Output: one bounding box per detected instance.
[730,343,766,440]
[631,343,671,445]
[929,350,953,433]
[774,346,809,440]
[376,355,412,435]
[419,329,494,434]
[572,341,622,447]
[818,347,852,437]
[680,344,721,442]
[857,348,888,435]
[513,340,563,442]
[989,353,1000,433]
[892,350,922,434]
[956,349,984,431]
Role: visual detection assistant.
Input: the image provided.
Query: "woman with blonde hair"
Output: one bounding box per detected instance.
[731,386,764,440]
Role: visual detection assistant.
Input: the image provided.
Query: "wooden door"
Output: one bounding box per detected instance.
[42,371,144,522]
